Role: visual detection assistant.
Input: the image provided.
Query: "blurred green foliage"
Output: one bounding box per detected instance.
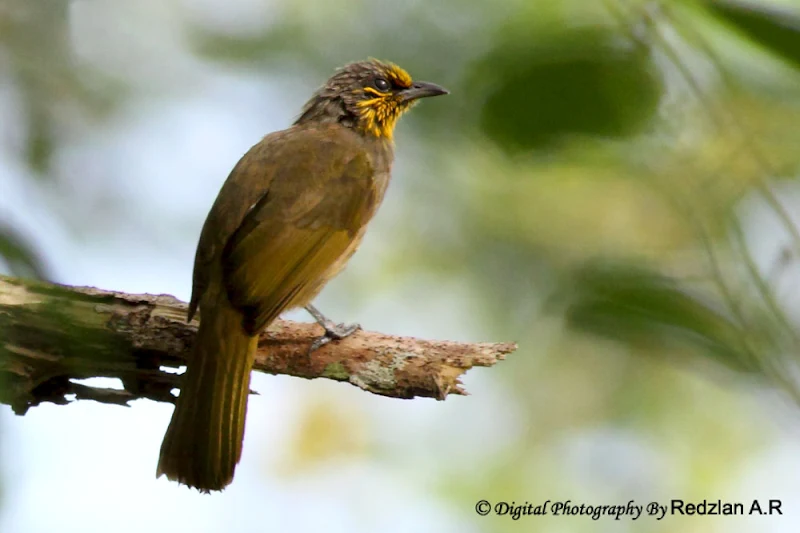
[0,223,48,279]
[474,26,663,151]
[707,0,800,69]
[563,260,757,373]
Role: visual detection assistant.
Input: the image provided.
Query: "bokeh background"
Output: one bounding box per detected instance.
[2,0,800,531]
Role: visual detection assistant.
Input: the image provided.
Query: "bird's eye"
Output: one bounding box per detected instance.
[373,78,390,92]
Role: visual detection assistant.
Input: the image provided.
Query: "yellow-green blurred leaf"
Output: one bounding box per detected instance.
[563,261,757,374]
[472,27,663,152]
[0,223,48,279]
[707,0,800,70]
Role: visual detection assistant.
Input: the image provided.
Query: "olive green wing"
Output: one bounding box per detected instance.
[220,137,377,334]
[188,136,284,321]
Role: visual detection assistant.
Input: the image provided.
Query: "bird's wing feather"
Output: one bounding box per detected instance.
[190,124,376,333]
[222,151,375,333]
[189,134,283,320]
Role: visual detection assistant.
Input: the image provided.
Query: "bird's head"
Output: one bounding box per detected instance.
[295,59,449,140]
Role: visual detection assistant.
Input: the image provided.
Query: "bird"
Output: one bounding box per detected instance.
[156,59,448,492]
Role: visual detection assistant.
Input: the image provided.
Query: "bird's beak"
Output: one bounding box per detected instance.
[400,81,449,102]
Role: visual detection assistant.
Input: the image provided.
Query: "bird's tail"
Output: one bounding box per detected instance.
[156,293,257,492]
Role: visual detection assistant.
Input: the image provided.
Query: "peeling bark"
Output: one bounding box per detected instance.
[0,275,516,414]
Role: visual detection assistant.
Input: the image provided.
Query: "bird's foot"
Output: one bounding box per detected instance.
[304,304,361,354]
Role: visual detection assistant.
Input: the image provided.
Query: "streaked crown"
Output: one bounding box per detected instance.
[295,59,448,139]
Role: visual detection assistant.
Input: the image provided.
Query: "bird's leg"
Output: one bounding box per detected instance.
[304,303,361,353]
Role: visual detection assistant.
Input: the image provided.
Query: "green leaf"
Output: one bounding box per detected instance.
[0,223,49,280]
[706,0,800,70]
[562,261,758,374]
[471,27,663,152]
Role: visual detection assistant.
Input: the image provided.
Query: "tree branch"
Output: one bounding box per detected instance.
[0,275,516,414]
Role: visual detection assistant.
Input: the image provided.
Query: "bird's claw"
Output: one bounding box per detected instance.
[304,304,361,355]
[309,321,361,354]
